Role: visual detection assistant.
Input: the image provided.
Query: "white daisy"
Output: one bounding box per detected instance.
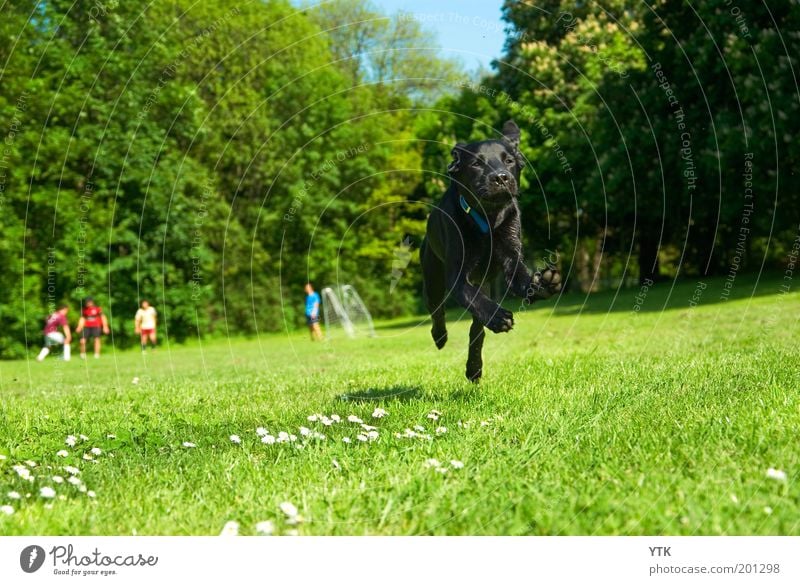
[332,459,340,469]
[255,520,274,535]
[261,435,276,445]
[730,494,739,504]
[39,487,56,499]
[372,408,388,419]
[766,468,787,482]
[347,415,363,424]
[361,424,377,431]
[330,414,341,423]
[299,427,311,436]
[132,377,139,384]
[80,434,89,442]
[427,412,440,421]
[414,425,425,432]
[219,520,239,536]
[307,414,319,422]
[764,506,773,515]
[0,454,6,460]
[256,427,268,436]
[424,458,441,468]
[435,467,449,474]
[450,460,464,469]
[67,476,82,486]
[82,454,93,461]
[356,434,368,442]
[435,426,447,434]
[342,437,351,444]
[13,465,31,480]
[1,505,13,515]
[25,460,37,467]
[90,447,102,456]
[278,431,290,441]
[229,435,241,444]
[52,476,64,484]
[7,491,21,500]
[65,435,77,446]
[367,430,379,440]
[78,485,87,493]
[87,490,96,498]
[107,434,116,439]
[182,442,196,448]
[320,417,333,427]
[56,450,69,458]
[64,466,80,475]
[279,501,298,517]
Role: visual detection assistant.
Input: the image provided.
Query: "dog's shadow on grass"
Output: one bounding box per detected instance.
[337,386,422,403]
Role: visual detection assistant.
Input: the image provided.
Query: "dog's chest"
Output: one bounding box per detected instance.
[467,239,500,282]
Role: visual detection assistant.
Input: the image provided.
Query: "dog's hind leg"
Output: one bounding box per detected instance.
[465,316,485,382]
[421,241,448,349]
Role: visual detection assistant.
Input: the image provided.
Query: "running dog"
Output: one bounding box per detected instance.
[420,120,561,381]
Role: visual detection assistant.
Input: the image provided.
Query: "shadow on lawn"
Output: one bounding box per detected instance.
[337,386,421,403]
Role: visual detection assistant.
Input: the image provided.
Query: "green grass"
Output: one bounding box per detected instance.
[1,273,798,535]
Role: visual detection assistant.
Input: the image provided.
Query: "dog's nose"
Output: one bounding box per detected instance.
[492,172,510,185]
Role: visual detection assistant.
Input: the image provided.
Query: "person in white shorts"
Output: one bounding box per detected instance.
[37,305,72,361]
[134,300,158,352]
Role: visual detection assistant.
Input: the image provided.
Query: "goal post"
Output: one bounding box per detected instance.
[321,287,355,338]
[321,285,375,339]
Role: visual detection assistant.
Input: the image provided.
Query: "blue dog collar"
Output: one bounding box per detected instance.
[459,195,490,234]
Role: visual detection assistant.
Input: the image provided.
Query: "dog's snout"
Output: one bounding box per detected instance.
[492,171,510,185]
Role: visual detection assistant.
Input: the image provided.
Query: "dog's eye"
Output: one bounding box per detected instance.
[505,156,515,166]
[470,159,482,168]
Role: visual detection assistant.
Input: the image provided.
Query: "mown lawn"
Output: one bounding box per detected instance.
[1,273,798,535]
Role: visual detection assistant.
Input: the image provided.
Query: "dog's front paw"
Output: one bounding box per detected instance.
[485,306,514,333]
[528,266,562,301]
[431,326,448,349]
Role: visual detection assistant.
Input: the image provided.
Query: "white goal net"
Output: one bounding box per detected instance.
[321,285,376,339]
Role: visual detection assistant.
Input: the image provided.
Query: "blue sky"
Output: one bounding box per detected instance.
[372,0,507,72]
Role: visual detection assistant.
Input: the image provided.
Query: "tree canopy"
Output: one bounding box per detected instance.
[1,0,797,357]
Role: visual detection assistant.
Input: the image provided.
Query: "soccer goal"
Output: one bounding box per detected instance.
[321,285,376,339]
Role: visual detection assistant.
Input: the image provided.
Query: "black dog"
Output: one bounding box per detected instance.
[420,120,561,381]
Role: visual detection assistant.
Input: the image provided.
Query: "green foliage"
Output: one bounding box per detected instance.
[0,0,453,356]
[2,0,798,356]
[421,1,799,291]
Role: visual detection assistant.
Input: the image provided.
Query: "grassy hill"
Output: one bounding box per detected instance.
[1,274,798,535]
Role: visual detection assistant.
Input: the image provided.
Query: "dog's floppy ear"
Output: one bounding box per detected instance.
[448,143,467,174]
[501,119,520,149]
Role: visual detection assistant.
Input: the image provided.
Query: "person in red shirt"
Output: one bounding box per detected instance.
[36,305,72,361]
[74,297,110,359]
